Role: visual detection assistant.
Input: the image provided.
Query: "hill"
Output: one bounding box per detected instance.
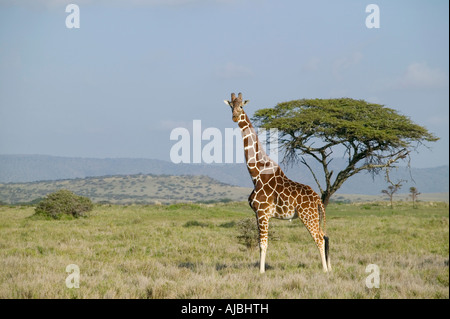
[0,154,448,196]
[0,174,252,205]
[0,154,249,187]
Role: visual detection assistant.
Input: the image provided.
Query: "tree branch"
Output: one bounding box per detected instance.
[300,157,324,194]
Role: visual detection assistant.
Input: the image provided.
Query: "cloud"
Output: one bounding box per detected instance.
[215,62,254,79]
[301,57,320,72]
[332,51,363,80]
[396,62,448,89]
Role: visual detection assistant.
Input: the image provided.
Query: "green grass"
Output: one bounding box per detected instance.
[0,201,448,299]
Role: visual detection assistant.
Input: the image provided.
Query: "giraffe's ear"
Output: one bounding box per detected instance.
[243,100,250,106]
[224,100,232,107]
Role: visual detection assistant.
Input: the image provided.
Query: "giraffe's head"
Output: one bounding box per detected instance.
[224,92,250,122]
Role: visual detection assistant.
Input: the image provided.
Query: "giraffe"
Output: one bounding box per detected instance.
[224,92,331,273]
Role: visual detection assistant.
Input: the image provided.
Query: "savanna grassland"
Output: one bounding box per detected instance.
[0,201,448,299]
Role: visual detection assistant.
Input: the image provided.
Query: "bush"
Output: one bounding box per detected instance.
[219,221,236,228]
[34,189,93,219]
[183,220,210,228]
[236,217,279,249]
[236,218,259,249]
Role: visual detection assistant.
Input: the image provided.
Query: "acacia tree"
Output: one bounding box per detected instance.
[381,182,402,208]
[253,98,438,207]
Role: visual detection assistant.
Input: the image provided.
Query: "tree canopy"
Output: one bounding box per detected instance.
[253,98,438,206]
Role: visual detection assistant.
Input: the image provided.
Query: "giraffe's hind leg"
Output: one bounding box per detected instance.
[302,216,329,272]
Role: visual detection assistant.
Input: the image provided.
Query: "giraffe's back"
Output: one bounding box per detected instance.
[249,173,321,221]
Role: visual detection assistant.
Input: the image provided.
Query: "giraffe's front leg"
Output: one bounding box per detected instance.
[256,211,270,274]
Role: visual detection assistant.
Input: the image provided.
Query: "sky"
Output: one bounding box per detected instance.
[0,0,448,168]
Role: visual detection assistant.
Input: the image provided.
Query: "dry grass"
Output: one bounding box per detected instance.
[0,201,448,299]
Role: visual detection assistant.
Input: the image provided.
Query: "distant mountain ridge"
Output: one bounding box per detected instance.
[0,154,448,195]
[0,154,251,188]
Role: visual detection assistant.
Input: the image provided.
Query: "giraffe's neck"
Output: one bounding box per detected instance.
[237,112,283,185]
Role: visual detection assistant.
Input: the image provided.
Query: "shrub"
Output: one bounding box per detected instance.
[236,217,279,249]
[183,220,210,228]
[219,221,236,228]
[34,189,93,219]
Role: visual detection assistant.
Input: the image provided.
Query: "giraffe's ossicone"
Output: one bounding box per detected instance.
[224,92,331,273]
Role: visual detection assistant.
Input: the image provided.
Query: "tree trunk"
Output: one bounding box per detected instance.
[321,190,333,208]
